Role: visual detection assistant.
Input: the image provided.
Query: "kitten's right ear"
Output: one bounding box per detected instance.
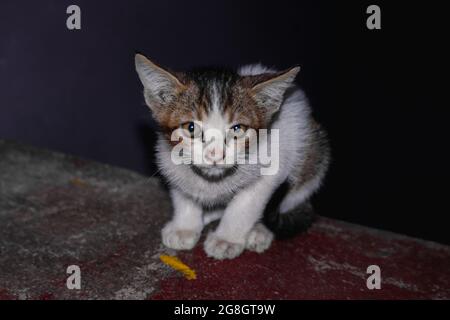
[135,54,185,109]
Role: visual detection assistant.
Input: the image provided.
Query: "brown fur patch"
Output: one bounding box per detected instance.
[153,84,198,130]
[224,85,268,130]
[149,68,292,145]
[154,79,271,138]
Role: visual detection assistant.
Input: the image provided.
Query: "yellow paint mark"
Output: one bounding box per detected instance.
[70,177,87,187]
[160,255,197,280]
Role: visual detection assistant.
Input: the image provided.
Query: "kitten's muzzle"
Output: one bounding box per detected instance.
[204,146,225,165]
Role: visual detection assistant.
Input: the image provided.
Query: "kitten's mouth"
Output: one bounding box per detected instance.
[190,164,238,181]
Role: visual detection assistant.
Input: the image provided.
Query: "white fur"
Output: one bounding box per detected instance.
[156,64,320,259]
[238,63,277,75]
[161,189,203,250]
[203,210,224,225]
[245,223,274,253]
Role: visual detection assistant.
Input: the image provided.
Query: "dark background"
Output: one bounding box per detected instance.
[1,0,449,244]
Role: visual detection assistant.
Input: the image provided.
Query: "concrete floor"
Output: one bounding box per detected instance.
[0,139,449,299]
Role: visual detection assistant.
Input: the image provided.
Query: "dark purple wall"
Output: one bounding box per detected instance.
[1,0,449,244]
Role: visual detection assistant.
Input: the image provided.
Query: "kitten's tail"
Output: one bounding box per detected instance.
[263,200,316,239]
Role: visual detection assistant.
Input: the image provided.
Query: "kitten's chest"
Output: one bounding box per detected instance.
[179,168,260,207]
[181,180,236,206]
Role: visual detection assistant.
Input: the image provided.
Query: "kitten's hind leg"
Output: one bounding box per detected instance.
[162,189,203,250]
[262,182,316,239]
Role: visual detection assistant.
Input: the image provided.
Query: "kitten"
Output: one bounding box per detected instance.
[135,54,330,260]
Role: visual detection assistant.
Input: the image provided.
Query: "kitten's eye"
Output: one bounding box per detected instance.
[181,121,202,139]
[229,124,248,139]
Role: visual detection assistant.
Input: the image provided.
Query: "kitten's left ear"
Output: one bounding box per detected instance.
[135,54,185,109]
[249,66,300,114]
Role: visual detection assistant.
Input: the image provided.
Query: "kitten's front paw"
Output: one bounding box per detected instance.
[245,223,274,253]
[161,222,201,250]
[204,232,244,260]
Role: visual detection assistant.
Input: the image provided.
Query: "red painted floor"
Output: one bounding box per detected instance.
[151,218,450,300]
[1,140,449,299]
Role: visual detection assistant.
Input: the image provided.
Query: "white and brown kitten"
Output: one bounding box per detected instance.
[135,54,330,260]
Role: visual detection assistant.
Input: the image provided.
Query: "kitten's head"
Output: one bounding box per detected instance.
[135,54,299,179]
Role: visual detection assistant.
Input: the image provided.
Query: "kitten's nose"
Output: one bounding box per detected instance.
[205,147,224,164]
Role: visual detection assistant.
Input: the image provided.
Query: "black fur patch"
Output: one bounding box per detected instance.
[190,164,238,182]
[186,67,238,112]
[262,182,316,239]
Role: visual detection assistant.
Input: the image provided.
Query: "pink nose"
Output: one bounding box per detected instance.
[205,147,224,163]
